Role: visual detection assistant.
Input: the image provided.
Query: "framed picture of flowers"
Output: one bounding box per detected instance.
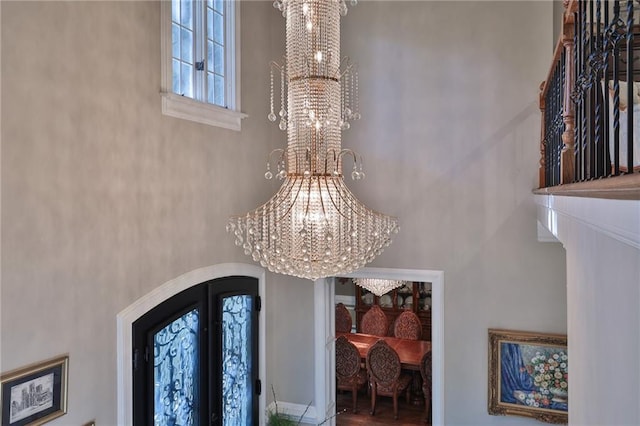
[488,329,568,424]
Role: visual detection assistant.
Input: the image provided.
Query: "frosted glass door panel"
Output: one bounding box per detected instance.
[154,308,200,426]
[221,295,253,426]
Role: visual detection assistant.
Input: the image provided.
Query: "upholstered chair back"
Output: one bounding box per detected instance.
[393,310,422,340]
[360,305,388,337]
[335,303,353,333]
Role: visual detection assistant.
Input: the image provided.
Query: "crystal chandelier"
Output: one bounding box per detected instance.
[227,0,399,280]
[353,278,405,297]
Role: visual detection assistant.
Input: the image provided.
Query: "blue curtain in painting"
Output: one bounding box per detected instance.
[500,342,535,403]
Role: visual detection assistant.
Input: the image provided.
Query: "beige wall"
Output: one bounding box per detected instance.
[338,2,567,424]
[1,1,567,425]
[553,0,565,43]
[1,1,289,424]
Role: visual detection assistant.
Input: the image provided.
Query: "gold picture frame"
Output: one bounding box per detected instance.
[1,355,69,426]
[488,329,567,424]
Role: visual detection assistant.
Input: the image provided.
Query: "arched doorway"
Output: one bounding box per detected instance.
[117,263,266,426]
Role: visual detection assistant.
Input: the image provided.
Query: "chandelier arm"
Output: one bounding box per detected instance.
[321,178,355,220]
[276,177,305,220]
[323,148,338,175]
[304,176,313,219]
[332,149,341,174]
[338,148,357,161]
[333,179,397,220]
[338,149,360,177]
[316,177,330,224]
[268,148,287,174]
[268,148,286,163]
[241,177,301,223]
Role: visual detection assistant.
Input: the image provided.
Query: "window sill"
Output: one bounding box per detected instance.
[161,92,248,131]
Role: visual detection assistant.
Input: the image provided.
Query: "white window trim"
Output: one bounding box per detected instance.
[160,0,247,131]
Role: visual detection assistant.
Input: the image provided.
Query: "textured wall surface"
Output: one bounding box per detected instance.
[1,1,304,424]
[339,2,567,424]
[2,1,567,425]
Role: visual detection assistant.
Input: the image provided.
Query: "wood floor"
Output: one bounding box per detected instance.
[334,389,430,426]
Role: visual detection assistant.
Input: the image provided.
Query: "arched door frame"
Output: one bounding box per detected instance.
[314,267,445,425]
[116,263,266,426]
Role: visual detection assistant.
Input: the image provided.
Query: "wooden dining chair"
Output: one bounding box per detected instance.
[365,339,412,420]
[335,335,368,413]
[360,305,388,337]
[420,350,432,424]
[393,310,422,340]
[335,303,353,333]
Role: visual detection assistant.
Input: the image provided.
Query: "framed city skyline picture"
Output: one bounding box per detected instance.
[1,355,68,426]
[488,329,568,424]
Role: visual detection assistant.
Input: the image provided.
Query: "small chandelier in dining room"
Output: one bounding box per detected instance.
[227,0,399,280]
[353,278,406,297]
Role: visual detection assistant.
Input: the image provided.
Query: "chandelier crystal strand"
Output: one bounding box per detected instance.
[268,66,276,122]
[227,0,399,280]
[353,64,360,120]
[279,63,287,131]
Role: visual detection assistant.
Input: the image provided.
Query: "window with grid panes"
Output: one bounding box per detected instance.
[161,0,246,130]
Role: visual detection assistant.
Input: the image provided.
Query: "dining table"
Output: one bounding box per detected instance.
[336,332,431,371]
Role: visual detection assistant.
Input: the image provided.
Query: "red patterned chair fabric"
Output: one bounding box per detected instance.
[335,335,368,413]
[420,350,432,423]
[335,303,353,333]
[360,305,389,337]
[393,310,422,340]
[365,339,412,419]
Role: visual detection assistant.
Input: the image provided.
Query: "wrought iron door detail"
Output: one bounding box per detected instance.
[153,308,200,426]
[221,295,253,426]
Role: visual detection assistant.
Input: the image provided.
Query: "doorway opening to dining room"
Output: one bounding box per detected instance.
[312,268,444,426]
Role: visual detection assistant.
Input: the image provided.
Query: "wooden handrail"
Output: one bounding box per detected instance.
[534,0,575,103]
[565,0,578,17]
[540,37,565,102]
[533,173,640,199]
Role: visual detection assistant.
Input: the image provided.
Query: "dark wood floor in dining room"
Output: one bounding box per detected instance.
[335,389,430,426]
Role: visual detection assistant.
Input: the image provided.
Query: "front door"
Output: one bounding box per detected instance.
[132,276,260,426]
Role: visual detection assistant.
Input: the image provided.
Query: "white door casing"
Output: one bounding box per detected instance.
[314,267,445,426]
